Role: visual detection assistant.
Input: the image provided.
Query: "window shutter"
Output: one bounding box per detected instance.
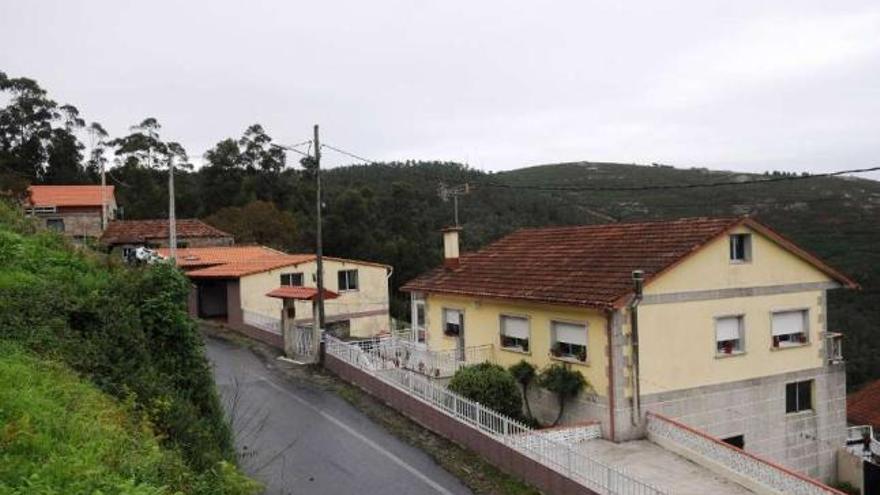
[554,322,587,346]
[444,310,461,325]
[715,317,741,342]
[501,316,529,339]
[772,311,805,336]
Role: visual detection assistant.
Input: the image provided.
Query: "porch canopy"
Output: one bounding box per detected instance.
[266,286,339,301]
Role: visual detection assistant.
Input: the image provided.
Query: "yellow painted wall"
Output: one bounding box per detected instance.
[239,259,389,337]
[636,290,825,394]
[645,225,830,295]
[424,294,609,398]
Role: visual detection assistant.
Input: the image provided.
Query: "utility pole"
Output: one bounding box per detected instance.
[168,156,177,262]
[314,124,325,330]
[100,161,108,230]
[438,183,470,226]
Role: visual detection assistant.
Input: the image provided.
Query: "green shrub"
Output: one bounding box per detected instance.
[0,340,260,494]
[509,360,537,420]
[537,364,589,425]
[448,362,523,418]
[0,202,236,473]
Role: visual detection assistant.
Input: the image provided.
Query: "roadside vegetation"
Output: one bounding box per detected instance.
[0,203,258,494]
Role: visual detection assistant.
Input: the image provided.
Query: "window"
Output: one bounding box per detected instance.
[443,309,462,336]
[412,296,426,343]
[280,272,304,286]
[500,315,529,352]
[46,218,65,232]
[772,310,809,348]
[338,269,359,291]
[729,234,752,262]
[786,380,813,413]
[551,321,587,362]
[715,315,744,355]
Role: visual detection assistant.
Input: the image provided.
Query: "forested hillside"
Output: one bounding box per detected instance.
[1,70,877,390]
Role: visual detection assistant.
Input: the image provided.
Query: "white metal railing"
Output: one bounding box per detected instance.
[846,425,880,459]
[825,332,843,364]
[349,335,494,378]
[647,412,844,495]
[242,309,281,335]
[325,335,665,495]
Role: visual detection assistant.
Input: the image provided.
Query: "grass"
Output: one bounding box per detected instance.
[0,339,260,495]
[201,323,541,495]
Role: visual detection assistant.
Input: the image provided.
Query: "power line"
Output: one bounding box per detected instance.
[477,166,880,192]
[320,143,377,164]
[271,141,312,158]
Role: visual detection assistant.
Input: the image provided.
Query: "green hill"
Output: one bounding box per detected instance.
[312,161,880,389]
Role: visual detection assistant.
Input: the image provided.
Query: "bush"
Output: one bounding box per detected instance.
[509,360,537,420]
[448,362,523,418]
[0,202,237,473]
[0,341,260,494]
[537,364,589,425]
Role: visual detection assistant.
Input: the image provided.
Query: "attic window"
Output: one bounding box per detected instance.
[729,234,752,263]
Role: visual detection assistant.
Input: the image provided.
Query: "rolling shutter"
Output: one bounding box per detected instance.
[554,322,587,346]
[715,317,741,342]
[772,311,805,336]
[501,316,529,339]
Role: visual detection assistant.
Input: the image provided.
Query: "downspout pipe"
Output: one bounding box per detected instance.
[605,310,616,442]
[630,270,644,427]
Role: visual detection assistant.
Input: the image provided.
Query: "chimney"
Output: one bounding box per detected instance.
[442,226,462,269]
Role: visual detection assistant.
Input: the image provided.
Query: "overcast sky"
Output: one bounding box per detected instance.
[2,1,878,179]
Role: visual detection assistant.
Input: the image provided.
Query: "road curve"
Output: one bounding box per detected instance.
[205,335,473,495]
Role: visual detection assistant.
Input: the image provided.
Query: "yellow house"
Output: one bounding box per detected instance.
[401,217,857,482]
[159,245,392,343]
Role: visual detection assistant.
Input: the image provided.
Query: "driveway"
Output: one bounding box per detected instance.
[205,336,473,495]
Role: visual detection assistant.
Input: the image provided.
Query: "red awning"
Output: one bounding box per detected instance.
[266,286,339,301]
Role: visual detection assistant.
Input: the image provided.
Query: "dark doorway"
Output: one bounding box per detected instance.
[722,435,745,449]
[198,281,228,319]
[866,458,880,495]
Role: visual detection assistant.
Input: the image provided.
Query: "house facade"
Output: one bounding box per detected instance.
[162,245,391,340]
[402,217,857,483]
[25,185,116,241]
[101,218,233,258]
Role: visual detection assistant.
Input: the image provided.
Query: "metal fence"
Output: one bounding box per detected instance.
[325,335,665,495]
[242,309,281,335]
[348,335,494,378]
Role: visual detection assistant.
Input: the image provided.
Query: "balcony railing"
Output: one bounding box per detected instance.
[846,425,880,460]
[825,332,843,364]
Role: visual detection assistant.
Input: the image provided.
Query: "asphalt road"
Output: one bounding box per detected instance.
[205,336,473,495]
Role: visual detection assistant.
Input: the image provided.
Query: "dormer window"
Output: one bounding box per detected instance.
[729,234,752,263]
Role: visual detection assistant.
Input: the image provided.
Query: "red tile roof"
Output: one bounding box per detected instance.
[401,216,857,309]
[848,380,880,428]
[186,255,315,278]
[157,245,290,268]
[27,185,115,207]
[101,219,232,245]
[266,286,339,300]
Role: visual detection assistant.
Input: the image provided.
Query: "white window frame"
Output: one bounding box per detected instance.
[337,269,359,292]
[714,314,745,356]
[729,233,752,263]
[771,308,810,349]
[550,320,588,363]
[442,308,463,337]
[499,314,530,353]
[785,379,813,414]
[410,293,427,345]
